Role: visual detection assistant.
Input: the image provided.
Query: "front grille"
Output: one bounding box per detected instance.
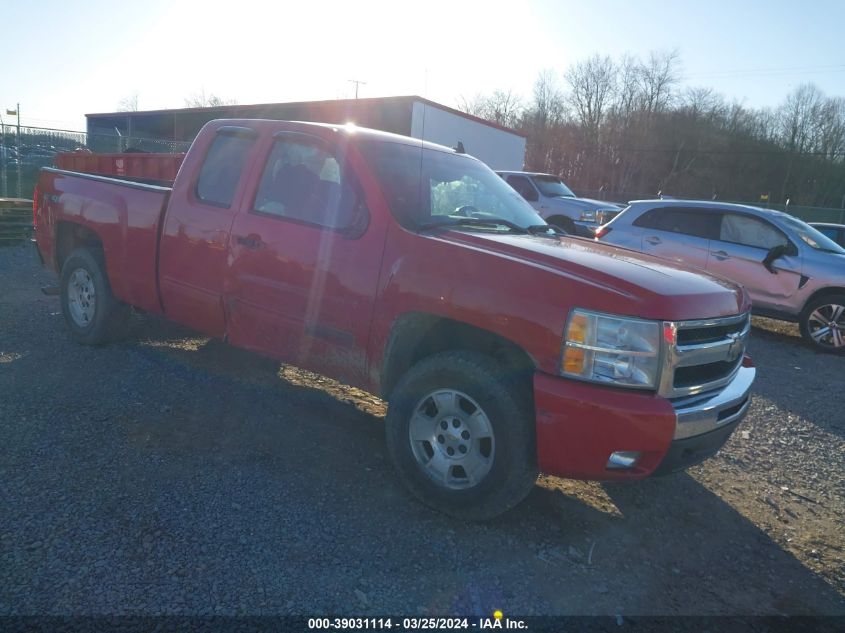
[674,358,742,388]
[676,320,747,346]
[659,313,750,398]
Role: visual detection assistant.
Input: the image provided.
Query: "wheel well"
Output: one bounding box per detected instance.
[803,287,845,314]
[56,222,103,272]
[380,313,536,400]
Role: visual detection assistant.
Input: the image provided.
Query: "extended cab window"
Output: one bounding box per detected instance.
[634,207,720,239]
[719,214,788,250]
[253,136,364,232]
[196,132,255,207]
[506,175,538,202]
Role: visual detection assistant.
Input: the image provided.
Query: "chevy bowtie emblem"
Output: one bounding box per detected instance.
[726,333,742,361]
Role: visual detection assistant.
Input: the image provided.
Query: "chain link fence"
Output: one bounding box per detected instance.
[0,124,190,200]
[574,188,845,224]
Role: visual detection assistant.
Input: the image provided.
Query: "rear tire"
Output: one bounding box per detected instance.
[799,294,845,354]
[385,351,537,521]
[60,248,130,345]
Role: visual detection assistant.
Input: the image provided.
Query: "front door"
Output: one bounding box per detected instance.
[707,212,803,313]
[224,131,386,388]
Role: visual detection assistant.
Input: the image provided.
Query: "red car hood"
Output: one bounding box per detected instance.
[438,232,750,321]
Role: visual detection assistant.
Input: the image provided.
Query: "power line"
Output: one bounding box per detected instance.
[348,79,367,99]
[569,145,845,157]
[683,63,845,80]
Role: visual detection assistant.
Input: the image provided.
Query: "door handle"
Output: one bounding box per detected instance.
[235,235,262,250]
[645,236,661,245]
[712,250,730,260]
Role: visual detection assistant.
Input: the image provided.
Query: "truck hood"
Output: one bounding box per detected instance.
[438,231,749,321]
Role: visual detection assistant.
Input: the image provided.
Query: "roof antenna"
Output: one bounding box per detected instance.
[454,141,465,154]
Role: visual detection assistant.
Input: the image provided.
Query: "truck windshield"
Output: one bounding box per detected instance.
[359,140,546,232]
[780,216,845,254]
[532,175,575,198]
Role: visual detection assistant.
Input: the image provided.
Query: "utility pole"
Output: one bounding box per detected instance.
[5,104,20,198]
[0,111,6,198]
[348,79,366,99]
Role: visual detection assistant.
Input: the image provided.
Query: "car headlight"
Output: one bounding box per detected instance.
[595,209,618,224]
[580,210,596,222]
[562,309,661,389]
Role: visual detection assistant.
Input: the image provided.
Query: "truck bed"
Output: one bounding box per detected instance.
[54,152,185,184]
[36,167,171,314]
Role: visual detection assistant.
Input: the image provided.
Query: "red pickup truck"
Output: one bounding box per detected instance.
[33,119,755,519]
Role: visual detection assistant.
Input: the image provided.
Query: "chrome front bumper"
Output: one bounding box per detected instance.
[672,365,755,440]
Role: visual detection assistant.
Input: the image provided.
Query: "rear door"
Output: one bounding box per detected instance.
[224,130,386,387]
[634,206,720,270]
[159,125,259,336]
[706,213,802,312]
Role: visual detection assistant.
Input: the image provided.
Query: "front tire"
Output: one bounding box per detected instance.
[799,294,845,354]
[385,351,537,521]
[60,248,130,345]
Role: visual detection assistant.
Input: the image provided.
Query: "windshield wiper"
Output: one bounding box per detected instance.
[418,217,529,233]
[526,224,565,237]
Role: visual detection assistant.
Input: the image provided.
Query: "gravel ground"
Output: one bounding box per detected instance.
[1,243,843,616]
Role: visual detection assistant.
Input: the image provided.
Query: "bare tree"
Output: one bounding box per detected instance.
[565,54,617,140]
[455,51,845,208]
[117,92,139,112]
[636,50,681,115]
[612,54,641,122]
[531,69,566,128]
[778,83,825,152]
[457,90,523,127]
[815,96,845,159]
[680,87,725,121]
[486,90,523,127]
[184,89,238,108]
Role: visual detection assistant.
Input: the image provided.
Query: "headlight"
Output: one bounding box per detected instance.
[595,209,618,224]
[562,309,661,389]
[580,210,596,222]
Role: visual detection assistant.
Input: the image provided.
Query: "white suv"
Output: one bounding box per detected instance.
[497,171,622,237]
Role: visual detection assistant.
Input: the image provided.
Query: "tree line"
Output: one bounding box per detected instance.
[458,51,845,209]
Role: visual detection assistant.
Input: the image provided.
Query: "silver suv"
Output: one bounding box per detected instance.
[596,200,845,353]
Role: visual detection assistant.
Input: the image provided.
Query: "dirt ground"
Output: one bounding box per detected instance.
[1,243,843,617]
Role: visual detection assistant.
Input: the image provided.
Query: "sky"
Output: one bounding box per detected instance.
[1,0,844,132]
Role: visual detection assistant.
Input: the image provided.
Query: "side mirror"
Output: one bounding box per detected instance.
[762,244,789,274]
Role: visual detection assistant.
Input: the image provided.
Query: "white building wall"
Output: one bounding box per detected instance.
[410,101,525,170]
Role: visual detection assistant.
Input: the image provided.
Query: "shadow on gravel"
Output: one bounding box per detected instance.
[93,320,845,616]
[748,321,845,440]
[4,290,841,615]
[484,475,845,615]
